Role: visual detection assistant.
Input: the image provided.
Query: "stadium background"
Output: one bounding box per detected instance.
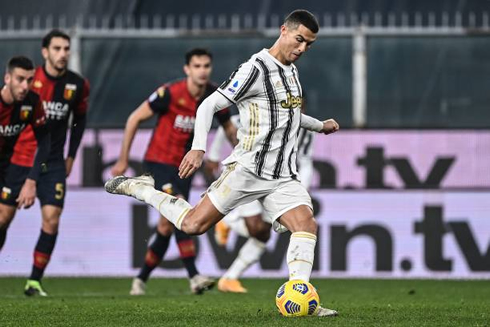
[0,0,489,280]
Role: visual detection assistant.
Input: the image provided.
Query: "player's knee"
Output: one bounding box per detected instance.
[0,209,15,229]
[42,215,60,234]
[181,213,208,236]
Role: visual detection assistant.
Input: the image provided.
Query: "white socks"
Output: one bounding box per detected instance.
[223,238,266,279]
[287,232,317,282]
[133,185,192,230]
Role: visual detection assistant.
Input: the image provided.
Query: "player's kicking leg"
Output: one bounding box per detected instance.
[105,174,223,235]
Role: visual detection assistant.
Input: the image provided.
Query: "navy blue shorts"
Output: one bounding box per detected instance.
[0,163,30,206]
[144,161,193,200]
[37,160,66,208]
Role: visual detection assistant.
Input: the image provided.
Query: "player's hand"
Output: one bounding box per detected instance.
[16,178,36,209]
[321,119,340,135]
[65,157,74,177]
[111,159,128,176]
[179,150,204,179]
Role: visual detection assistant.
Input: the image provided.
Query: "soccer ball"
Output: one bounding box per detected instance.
[275,280,319,317]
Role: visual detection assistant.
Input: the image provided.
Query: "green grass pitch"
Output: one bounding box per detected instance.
[0,277,488,326]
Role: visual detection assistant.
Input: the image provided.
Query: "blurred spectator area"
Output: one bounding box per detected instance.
[0,0,489,129]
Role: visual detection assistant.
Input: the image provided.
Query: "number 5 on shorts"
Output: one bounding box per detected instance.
[55,183,64,200]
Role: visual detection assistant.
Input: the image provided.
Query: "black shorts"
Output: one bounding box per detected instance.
[144,161,193,200]
[37,160,66,208]
[0,163,31,206]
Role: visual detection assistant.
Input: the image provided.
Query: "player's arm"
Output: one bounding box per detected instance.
[301,113,340,135]
[111,86,169,176]
[66,79,90,177]
[17,102,51,209]
[111,101,154,176]
[203,119,229,180]
[179,91,232,179]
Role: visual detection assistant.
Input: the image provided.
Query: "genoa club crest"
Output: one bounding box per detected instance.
[20,105,32,121]
[1,187,11,200]
[64,83,77,100]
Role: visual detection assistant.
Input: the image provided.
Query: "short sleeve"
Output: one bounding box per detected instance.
[147,85,171,114]
[217,62,261,104]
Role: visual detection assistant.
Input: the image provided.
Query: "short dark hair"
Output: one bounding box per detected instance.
[185,48,213,65]
[42,29,70,48]
[284,9,319,33]
[6,56,35,73]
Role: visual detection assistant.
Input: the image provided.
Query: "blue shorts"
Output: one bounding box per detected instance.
[144,161,192,200]
[37,160,66,208]
[0,163,30,206]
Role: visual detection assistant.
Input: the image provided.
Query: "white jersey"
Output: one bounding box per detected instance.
[217,49,303,180]
[209,114,315,188]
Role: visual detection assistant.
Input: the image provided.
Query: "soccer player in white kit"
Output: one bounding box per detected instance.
[105,9,339,316]
[207,111,315,293]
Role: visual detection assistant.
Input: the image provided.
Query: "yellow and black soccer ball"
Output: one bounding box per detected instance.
[275,280,320,317]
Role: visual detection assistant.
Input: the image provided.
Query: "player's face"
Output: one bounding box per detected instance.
[184,55,212,87]
[4,68,34,102]
[281,24,317,63]
[43,37,70,72]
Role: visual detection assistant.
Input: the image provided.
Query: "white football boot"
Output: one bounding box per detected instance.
[104,174,155,201]
[129,277,146,296]
[189,275,215,294]
[314,306,339,317]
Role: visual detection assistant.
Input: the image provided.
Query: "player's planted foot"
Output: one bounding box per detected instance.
[129,277,146,296]
[190,275,215,294]
[314,306,339,317]
[24,280,48,297]
[104,174,155,199]
[214,221,230,246]
[217,278,247,293]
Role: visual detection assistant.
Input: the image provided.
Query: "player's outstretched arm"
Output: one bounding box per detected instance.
[321,119,340,135]
[300,113,340,135]
[179,91,232,179]
[111,102,154,176]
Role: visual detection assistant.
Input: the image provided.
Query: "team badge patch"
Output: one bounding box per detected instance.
[64,84,77,100]
[33,80,43,89]
[178,98,186,106]
[20,105,32,121]
[1,187,11,200]
[157,87,166,98]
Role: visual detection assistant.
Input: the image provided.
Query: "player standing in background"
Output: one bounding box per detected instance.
[105,10,339,316]
[16,29,90,296]
[110,48,237,295]
[206,97,315,293]
[0,56,50,267]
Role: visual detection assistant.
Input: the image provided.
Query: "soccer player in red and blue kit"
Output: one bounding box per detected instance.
[111,48,237,295]
[0,56,50,273]
[15,29,89,296]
